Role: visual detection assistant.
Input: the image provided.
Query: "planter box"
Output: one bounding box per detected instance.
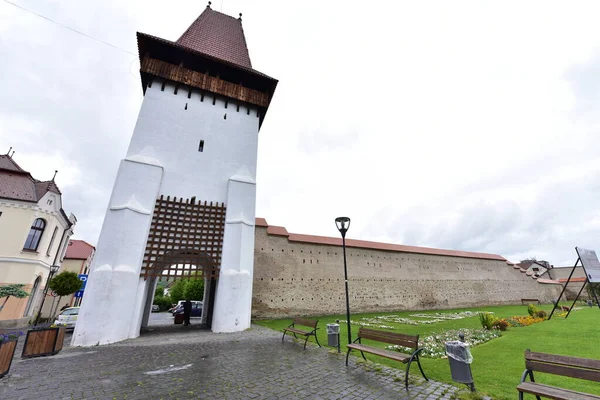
[21,327,66,358]
[0,338,18,378]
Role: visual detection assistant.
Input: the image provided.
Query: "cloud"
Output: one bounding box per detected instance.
[2,0,600,267]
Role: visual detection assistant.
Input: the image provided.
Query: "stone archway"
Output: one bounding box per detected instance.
[140,249,219,329]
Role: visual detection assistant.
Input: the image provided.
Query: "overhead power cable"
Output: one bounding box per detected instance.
[2,0,136,56]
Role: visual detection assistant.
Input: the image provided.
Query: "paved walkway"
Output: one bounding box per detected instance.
[1,324,460,399]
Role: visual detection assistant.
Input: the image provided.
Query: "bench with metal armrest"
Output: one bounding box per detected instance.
[346,327,428,390]
[282,317,321,350]
[517,350,600,400]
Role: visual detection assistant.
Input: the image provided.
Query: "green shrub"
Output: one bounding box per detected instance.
[153,295,172,311]
[169,279,186,303]
[527,304,540,316]
[479,312,496,330]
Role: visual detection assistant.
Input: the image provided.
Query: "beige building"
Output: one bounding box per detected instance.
[40,240,95,319]
[0,153,76,326]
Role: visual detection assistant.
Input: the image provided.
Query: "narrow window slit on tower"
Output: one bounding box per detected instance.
[174,86,178,95]
[161,81,166,91]
[236,103,240,112]
[224,100,228,109]
[187,89,192,99]
[212,96,216,105]
[198,140,204,152]
[148,79,153,88]
[247,107,250,115]
[200,93,204,102]
[185,103,188,110]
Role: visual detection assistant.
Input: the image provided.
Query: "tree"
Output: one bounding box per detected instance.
[169,279,186,304]
[153,295,172,311]
[48,271,83,318]
[0,284,29,312]
[586,282,600,300]
[183,275,204,301]
[154,285,164,298]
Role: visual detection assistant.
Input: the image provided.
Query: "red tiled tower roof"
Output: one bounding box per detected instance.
[136,4,278,126]
[65,240,95,260]
[177,7,252,69]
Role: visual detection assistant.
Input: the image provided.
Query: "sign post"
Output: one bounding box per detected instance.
[549,247,600,320]
[74,274,88,300]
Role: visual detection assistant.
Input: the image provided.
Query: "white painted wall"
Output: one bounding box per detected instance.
[73,79,261,345]
[71,159,163,346]
[212,171,257,332]
[127,81,260,201]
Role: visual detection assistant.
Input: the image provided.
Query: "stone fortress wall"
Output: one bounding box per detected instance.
[252,219,562,318]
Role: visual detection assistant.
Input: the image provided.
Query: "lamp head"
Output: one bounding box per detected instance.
[50,265,60,274]
[335,217,351,237]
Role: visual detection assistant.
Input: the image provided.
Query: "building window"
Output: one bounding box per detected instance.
[24,218,46,251]
[46,226,59,256]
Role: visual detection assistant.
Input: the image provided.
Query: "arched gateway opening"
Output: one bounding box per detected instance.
[140,250,219,330]
[139,196,225,332]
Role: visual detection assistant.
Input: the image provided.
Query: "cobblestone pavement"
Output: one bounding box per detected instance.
[1,324,460,400]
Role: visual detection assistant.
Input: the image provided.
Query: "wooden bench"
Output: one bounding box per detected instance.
[281,317,321,350]
[346,327,428,390]
[522,298,541,305]
[517,350,600,400]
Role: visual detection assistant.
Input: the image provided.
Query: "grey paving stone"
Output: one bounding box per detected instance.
[1,324,458,399]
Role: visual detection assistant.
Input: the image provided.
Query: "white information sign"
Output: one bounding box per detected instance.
[575,247,600,283]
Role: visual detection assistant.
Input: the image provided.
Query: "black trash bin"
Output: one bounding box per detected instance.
[445,340,475,392]
[326,323,340,347]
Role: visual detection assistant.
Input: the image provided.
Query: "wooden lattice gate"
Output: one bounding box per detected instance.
[141,195,226,280]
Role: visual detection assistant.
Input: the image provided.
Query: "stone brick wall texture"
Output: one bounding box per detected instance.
[252,227,562,318]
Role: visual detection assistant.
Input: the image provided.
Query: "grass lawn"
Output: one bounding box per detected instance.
[254,303,600,399]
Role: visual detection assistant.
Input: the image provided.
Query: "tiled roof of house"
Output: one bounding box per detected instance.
[177,7,252,69]
[537,278,561,284]
[0,154,27,173]
[558,277,587,283]
[255,218,507,261]
[0,172,37,202]
[0,154,62,202]
[65,240,95,260]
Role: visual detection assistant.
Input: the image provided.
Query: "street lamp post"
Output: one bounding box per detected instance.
[335,217,352,347]
[35,264,60,325]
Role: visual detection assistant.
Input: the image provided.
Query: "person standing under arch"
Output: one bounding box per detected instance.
[183,299,192,326]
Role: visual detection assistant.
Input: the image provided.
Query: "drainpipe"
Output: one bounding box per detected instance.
[52,227,69,266]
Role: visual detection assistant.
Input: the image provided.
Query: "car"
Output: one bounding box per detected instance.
[54,307,80,329]
[169,300,186,314]
[151,304,159,312]
[173,301,203,317]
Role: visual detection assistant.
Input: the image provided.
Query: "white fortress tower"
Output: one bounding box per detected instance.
[72,4,277,346]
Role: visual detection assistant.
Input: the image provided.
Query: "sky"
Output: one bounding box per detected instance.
[1,0,599,266]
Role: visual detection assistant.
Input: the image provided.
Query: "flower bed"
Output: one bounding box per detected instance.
[385,328,501,358]
[343,310,484,329]
[505,315,545,327]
